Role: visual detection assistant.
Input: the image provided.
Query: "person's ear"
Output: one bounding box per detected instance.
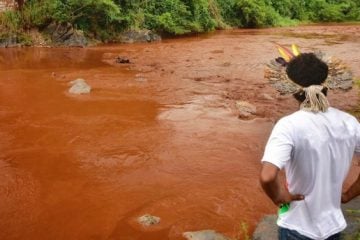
[293,90,306,102]
[321,87,328,96]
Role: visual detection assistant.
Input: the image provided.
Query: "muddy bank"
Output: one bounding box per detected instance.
[0,25,359,240]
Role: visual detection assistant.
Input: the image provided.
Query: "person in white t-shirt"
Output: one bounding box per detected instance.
[260,53,360,240]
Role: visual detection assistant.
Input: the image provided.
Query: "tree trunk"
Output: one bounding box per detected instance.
[16,0,25,10]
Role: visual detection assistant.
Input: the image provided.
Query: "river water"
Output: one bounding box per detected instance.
[0,25,360,240]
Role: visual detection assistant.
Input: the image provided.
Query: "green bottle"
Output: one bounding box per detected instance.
[278,203,290,215]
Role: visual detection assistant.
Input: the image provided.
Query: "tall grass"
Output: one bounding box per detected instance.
[0,10,21,34]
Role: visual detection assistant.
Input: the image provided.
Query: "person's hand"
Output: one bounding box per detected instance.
[341,192,350,204]
[260,162,305,206]
[341,174,360,204]
[274,189,304,206]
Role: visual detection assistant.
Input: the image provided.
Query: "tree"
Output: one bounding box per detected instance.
[16,0,25,10]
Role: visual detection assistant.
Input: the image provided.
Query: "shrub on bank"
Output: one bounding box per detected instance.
[0,0,360,44]
[0,10,21,33]
[119,0,219,35]
[234,0,279,27]
[1,0,124,41]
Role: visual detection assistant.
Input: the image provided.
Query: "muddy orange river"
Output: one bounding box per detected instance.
[0,25,360,240]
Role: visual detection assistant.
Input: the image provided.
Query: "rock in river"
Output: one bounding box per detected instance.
[137,214,160,227]
[116,56,131,64]
[236,101,257,118]
[68,79,91,94]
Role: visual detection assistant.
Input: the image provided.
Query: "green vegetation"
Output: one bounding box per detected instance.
[236,221,250,240]
[1,0,360,42]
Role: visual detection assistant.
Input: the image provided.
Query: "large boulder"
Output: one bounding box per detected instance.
[118,29,161,43]
[44,22,88,47]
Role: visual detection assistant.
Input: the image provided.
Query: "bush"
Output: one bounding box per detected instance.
[20,0,53,29]
[234,0,280,27]
[208,0,228,29]
[271,0,308,20]
[142,0,192,34]
[185,0,217,32]
[4,0,124,40]
[334,0,360,21]
[0,10,21,33]
[307,0,341,22]
[216,0,240,26]
[119,0,219,34]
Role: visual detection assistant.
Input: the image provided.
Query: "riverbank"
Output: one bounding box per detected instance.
[1,0,360,48]
[2,22,360,49]
[0,27,162,48]
[0,25,359,240]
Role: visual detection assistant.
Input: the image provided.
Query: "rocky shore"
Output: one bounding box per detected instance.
[0,23,161,48]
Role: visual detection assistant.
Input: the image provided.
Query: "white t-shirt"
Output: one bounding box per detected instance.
[262,107,360,240]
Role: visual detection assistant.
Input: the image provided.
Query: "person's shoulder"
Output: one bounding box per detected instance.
[275,110,321,132]
[328,107,358,122]
[273,111,302,129]
[277,110,306,124]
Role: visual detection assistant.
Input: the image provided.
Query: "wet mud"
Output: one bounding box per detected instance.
[0,25,360,240]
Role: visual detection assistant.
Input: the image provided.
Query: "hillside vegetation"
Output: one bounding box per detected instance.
[1,0,360,42]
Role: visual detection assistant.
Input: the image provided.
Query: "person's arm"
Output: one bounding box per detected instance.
[342,121,360,203]
[260,162,304,205]
[342,173,360,203]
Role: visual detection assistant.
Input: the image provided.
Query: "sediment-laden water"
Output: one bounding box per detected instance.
[0,25,359,240]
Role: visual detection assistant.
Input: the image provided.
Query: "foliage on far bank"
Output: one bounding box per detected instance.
[0,0,123,41]
[1,0,360,43]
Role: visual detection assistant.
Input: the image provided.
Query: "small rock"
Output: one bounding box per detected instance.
[135,73,148,82]
[261,93,274,101]
[68,79,91,94]
[183,230,229,240]
[116,56,130,64]
[137,214,160,227]
[236,101,257,118]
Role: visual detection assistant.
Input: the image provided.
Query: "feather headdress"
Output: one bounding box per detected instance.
[264,44,353,95]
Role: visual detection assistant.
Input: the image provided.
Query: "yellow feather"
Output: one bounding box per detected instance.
[292,44,301,56]
[278,47,292,62]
